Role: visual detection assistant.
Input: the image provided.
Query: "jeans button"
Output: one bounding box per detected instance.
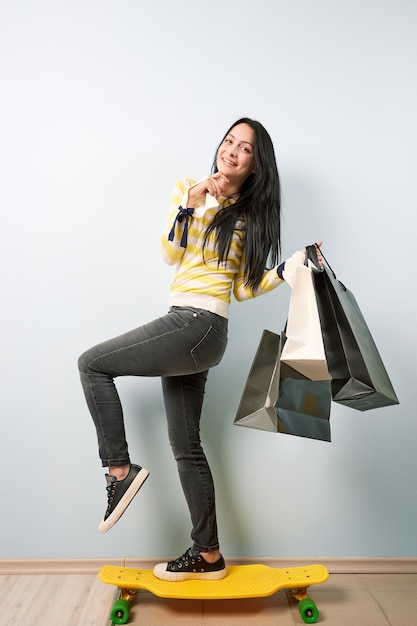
[193,313,197,318]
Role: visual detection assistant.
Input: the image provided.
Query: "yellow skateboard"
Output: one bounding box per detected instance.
[99,562,329,624]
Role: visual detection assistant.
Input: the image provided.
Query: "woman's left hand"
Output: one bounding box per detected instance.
[315,240,323,267]
[302,240,323,268]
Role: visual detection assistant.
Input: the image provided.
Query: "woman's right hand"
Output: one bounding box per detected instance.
[187,172,230,207]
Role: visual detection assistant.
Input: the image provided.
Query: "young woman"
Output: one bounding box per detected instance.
[78,117,319,581]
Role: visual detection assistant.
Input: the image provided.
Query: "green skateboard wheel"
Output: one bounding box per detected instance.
[111,598,130,624]
[298,597,319,623]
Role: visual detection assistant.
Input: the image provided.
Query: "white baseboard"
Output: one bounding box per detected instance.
[1,556,416,575]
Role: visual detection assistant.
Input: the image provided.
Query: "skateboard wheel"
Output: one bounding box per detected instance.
[111,598,130,624]
[298,597,319,623]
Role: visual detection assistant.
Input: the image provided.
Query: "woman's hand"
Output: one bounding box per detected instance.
[315,240,323,267]
[187,172,230,207]
[302,240,323,267]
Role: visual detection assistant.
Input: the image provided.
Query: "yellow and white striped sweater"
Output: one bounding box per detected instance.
[161,178,295,319]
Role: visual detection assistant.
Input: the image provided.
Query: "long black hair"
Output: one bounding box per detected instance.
[203,117,281,293]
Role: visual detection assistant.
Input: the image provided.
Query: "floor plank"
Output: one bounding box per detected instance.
[0,574,114,626]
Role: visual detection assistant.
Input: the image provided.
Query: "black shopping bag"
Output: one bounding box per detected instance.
[234,330,332,441]
[307,246,399,411]
[233,330,281,432]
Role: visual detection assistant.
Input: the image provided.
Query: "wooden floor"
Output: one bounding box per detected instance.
[1,571,417,625]
[0,573,114,626]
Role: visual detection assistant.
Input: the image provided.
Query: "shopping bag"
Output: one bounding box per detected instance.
[308,247,399,411]
[233,329,281,432]
[234,331,332,441]
[276,360,332,442]
[280,260,331,381]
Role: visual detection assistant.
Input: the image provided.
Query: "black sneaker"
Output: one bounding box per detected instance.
[153,547,226,581]
[98,464,149,533]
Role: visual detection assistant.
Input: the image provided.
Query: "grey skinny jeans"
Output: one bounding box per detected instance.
[78,306,228,552]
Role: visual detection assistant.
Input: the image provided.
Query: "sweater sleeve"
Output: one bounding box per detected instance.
[160,179,195,266]
[233,249,306,300]
[233,252,284,301]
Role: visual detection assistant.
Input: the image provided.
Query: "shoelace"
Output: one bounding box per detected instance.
[168,548,201,570]
[104,478,117,516]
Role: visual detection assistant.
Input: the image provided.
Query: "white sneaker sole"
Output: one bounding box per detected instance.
[98,467,149,534]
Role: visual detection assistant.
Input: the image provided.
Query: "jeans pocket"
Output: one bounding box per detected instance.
[191,324,227,368]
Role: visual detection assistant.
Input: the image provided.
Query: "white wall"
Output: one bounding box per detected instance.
[1,0,416,560]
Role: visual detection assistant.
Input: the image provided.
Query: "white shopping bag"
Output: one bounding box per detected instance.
[280,263,331,381]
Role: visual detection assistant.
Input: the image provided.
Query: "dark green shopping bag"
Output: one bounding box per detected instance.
[234,330,332,441]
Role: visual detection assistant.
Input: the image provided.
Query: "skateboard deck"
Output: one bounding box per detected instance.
[99,563,329,624]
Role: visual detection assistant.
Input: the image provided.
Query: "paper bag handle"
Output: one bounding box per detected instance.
[306,243,347,292]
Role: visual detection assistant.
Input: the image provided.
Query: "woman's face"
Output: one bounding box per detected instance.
[216,123,256,189]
